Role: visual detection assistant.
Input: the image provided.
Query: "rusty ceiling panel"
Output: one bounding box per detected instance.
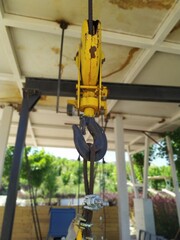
[109,0,175,10]
[102,47,139,79]
[0,82,21,104]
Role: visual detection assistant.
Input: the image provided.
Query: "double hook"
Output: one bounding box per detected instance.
[73,117,107,162]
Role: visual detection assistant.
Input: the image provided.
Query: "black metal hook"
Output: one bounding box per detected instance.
[72,117,107,162]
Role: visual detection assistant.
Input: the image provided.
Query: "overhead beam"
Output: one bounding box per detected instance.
[25,77,180,103]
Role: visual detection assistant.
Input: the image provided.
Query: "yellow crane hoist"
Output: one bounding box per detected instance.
[67,19,108,117]
[68,16,108,162]
[66,1,108,239]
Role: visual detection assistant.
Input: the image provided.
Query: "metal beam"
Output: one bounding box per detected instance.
[26,77,180,103]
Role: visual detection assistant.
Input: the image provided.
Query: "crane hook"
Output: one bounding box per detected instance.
[72,117,107,162]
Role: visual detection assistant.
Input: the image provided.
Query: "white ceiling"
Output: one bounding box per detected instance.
[1,0,180,155]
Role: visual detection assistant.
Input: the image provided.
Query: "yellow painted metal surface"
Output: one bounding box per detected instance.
[76,20,103,86]
[68,20,108,117]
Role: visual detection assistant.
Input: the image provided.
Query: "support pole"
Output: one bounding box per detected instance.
[0,89,40,240]
[143,136,150,199]
[134,135,155,237]
[127,146,138,198]
[114,114,130,240]
[0,106,13,187]
[166,136,180,225]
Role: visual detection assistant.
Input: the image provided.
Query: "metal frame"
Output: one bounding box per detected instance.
[0,89,40,240]
[26,77,180,103]
[2,77,180,239]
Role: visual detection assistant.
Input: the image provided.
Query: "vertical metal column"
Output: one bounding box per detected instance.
[0,106,13,187]
[0,89,40,240]
[114,114,130,240]
[143,136,150,199]
[166,136,180,225]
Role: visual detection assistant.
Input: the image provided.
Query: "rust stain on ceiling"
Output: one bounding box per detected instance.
[51,47,60,54]
[109,0,175,10]
[57,63,64,71]
[40,95,47,100]
[0,83,21,103]
[103,48,139,78]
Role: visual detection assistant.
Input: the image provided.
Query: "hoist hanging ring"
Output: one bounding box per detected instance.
[72,117,107,161]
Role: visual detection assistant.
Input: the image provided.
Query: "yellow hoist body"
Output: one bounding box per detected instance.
[68,20,108,117]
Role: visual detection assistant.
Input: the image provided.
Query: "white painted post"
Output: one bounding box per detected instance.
[166,136,180,225]
[114,114,130,240]
[127,146,138,198]
[143,136,150,199]
[134,136,155,237]
[0,106,13,187]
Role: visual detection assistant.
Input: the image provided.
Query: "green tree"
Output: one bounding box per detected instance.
[2,146,15,189]
[22,148,58,198]
[155,127,180,181]
[148,166,171,190]
[2,147,121,200]
[42,169,58,205]
[132,148,154,183]
[72,160,83,185]
[59,158,72,186]
[132,152,144,182]
[104,162,117,192]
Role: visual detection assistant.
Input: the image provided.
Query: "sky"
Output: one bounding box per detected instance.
[44,147,116,163]
[43,147,167,166]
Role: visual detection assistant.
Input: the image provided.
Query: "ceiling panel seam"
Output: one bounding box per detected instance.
[2,12,179,53]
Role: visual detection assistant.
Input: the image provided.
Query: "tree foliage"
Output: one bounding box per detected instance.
[2,145,174,200]
[2,147,118,200]
[131,146,156,183]
[148,166,171,190]
[132,152,144,182]
[22,148,57,191]
[2,147,59,201]
[155,127,180,181]
[2,146,15,187]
